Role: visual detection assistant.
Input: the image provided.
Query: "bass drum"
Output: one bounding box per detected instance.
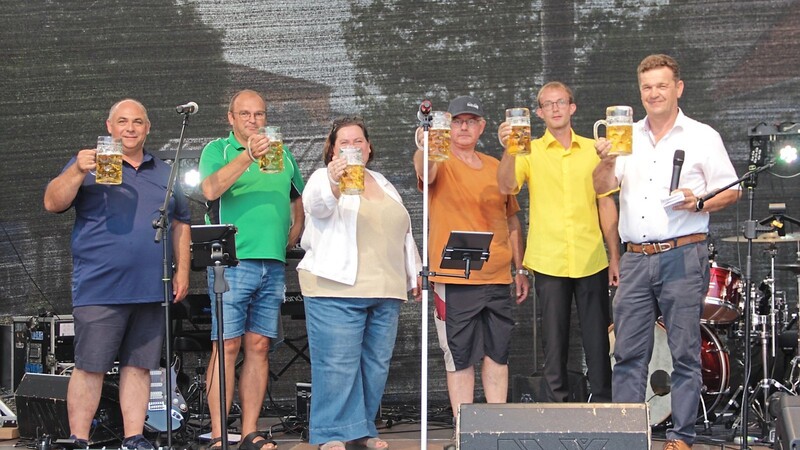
[608,320,729,426]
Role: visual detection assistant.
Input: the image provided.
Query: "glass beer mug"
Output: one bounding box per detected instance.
[505,108,531,156]
[95,136,123,185]
[593,106,633,156]
[339,146,365,195]
[257,126,284,174]
[415,111,451,162]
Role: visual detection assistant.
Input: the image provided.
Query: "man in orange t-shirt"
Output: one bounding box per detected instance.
[413,95,529,427]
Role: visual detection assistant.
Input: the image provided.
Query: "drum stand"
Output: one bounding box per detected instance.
[785,245,800,391]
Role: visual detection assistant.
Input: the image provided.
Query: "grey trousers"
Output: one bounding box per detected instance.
[611,242,709,444]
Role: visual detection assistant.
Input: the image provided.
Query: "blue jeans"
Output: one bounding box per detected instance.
[207,259,285,340]
[612,242,708,444]
[303,296,402,445]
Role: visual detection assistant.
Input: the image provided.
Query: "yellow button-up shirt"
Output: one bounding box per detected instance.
[514,129,609,278]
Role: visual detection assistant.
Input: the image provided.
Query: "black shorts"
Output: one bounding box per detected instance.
[434,283,514,371]
[73,303,165,373]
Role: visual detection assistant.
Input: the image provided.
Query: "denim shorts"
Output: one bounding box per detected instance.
[207,259,285,340]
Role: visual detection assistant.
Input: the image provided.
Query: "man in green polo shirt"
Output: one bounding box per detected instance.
[198,89,304,450]
[496,81,620,403]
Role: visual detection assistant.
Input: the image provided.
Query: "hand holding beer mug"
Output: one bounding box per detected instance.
[415,111,451,162]
[505,108,531,156]
[339,147,365,195]
[593,106,633,156]
[94,136,123,185]
[257,126,284,174]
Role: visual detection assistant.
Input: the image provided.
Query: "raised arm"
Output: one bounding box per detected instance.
[592,138,619,195]
[496,121,519,195]
[44,149,96,213]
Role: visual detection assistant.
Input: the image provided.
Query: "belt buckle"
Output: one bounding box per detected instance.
[655,242,673,253]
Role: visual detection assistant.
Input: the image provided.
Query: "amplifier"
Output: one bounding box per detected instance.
[12,315,75,379]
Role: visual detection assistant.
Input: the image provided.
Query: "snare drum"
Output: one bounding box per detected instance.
[702,262,743,325]
[609,320,729,426]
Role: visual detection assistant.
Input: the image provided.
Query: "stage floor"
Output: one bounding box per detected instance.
[0,419,777,450]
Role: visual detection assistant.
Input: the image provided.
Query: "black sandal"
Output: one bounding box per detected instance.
[202,437,224,450]
[238,432,278,450]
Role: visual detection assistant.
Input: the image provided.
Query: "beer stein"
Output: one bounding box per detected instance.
[339,147,365,195]
[593,106,633,156]
[415,111,452,162]
[257,126,284,174]
[95,136,123,185]
[505,108,531,156]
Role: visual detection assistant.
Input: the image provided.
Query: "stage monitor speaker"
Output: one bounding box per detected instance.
[776,393,800,450]
[14,373,123,444]
[458,403,650,450]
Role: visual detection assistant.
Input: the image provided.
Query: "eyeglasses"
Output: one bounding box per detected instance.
[233,110,267,120]
[539,99,570,110]
[452,118,482,128]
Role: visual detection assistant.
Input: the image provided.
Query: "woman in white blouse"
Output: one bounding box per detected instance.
[297,116,421,450]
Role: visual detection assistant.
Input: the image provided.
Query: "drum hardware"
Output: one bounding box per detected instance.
[608,321,729,427]
[782,245,800,390]
[703,262,743,325]
[721,231,800,243]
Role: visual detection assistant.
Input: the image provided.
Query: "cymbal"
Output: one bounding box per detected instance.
[721,232,800,243]
[775,263,800,274]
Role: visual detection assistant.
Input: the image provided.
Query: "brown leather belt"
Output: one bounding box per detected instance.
[626,233,707,255]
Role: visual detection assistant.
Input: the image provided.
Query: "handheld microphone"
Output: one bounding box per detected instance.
[650,369,672,396]
[175,102,199,115]
[669,149,685,192]
[417,100,432,122]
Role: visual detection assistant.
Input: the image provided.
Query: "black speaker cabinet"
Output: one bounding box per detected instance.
[458,403,650,450]
[777,393,800,450]
[14,373,123,443]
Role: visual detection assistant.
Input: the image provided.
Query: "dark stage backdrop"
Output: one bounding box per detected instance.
[2,0,799,404]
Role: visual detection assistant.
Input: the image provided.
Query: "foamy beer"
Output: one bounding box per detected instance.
[339,146,365,195]
[593,106,633,156]
[95,136,123,185]
[258,126,284,174]
[505,107,531,156]
[415,111,452,162]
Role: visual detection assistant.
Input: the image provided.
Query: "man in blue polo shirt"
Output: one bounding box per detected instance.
[198,89,304,450]
[44,99,191,450]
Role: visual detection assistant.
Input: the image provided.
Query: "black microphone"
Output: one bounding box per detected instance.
[650,369,672,396]
[669,149,685,192]
[417,99,432,122]
[175,102,199,115]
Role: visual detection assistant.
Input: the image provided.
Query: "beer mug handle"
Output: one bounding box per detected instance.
[415,127,425,149]
[593,120,607,140]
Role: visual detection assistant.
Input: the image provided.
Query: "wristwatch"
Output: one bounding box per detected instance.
[695,198,704,212]
[516,268,530,276]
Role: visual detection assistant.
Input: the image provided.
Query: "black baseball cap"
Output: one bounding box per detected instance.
[447,95,484,117]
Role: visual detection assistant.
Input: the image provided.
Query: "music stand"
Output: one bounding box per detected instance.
[439,231,493,280]
[190,224,238,450]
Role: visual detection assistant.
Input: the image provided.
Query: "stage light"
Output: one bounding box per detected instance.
[183,168,201,189]
[748,121,800,166]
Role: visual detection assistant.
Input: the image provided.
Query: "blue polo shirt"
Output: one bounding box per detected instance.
[64,151,191,306]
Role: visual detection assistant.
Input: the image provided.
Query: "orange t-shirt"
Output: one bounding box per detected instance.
[420,152,520,285]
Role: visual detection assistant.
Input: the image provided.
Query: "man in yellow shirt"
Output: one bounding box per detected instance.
[497,82,620,402]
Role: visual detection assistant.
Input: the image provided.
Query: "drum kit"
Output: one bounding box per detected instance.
[610,230,800,438]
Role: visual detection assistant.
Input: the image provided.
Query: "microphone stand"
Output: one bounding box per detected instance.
[418,110,432,450]
[152,111,192,449]
[698,161,775,449]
